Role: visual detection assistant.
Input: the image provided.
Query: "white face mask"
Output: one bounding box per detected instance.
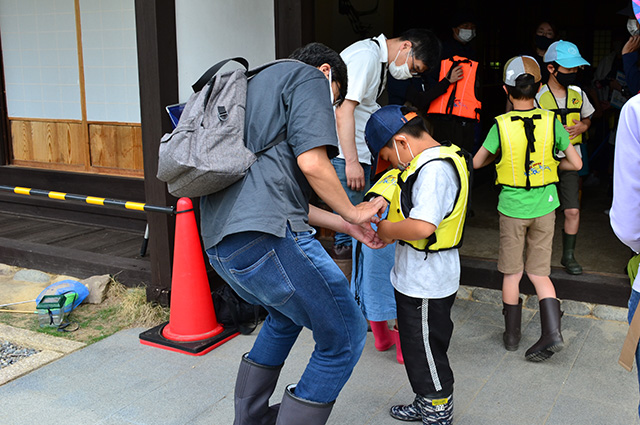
[389,48,413,80]
[458,28,476,42]
[394,139,415,171]
[628,18,640,36]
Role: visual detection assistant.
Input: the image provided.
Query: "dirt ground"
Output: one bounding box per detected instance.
[0,281,169,345]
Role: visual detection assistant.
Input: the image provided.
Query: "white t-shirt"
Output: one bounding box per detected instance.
[391,160,461,299]
[535,85,595,158]
[339,33,389,165]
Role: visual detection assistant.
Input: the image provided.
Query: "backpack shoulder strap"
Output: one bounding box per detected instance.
[191,57,249,93]
[247,58,302,78]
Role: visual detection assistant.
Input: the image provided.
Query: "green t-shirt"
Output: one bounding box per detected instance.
[482,113,571,219]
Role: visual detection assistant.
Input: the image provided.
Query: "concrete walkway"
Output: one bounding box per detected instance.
[0,287,638,425]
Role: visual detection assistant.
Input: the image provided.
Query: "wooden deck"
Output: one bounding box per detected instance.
[0,212,150,286]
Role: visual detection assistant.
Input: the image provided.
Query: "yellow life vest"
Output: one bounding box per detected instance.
[427,56,482,121]
[366,143,470,253]
[536,85,584,145]
[494,109,560,190]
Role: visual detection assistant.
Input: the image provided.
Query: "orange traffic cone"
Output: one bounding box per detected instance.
[140,197,239,355]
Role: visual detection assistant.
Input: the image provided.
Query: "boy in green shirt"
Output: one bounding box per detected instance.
[473,56,582,362]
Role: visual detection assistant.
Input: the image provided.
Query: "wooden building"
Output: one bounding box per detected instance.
[0,0,631,306]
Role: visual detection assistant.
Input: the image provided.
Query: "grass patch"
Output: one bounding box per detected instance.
[0,277,169,345]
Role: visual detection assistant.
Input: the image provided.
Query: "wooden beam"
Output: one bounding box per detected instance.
[74,0,91,171]
[134,0,178,305]
[274,0,315,58]
[0,30,10,166]
[0,236,151,287]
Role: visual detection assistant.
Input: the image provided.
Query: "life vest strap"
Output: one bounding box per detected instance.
[511,114,542,190]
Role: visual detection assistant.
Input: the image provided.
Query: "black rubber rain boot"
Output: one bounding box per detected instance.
[389,394,422,421]
[502,299,522,351]
[561,231,583,275]
[234,353,283,425]
[525,298,564,362]
[417,393,454,425]
[275,385,334,425]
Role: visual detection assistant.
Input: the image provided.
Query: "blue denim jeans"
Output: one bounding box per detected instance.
[629,289,640,419]
[331,157,371,247]
[206,227,367,403]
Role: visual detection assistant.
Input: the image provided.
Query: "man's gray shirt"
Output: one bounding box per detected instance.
[200,62,339,249]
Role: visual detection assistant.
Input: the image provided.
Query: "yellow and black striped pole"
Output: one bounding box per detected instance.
[0,185,175,215]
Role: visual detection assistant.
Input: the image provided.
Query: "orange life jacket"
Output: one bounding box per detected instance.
[427,56,481,121]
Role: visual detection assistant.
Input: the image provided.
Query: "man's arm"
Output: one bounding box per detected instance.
[611,95,640,252]
[298,146,386,224]
[334,99,365,191]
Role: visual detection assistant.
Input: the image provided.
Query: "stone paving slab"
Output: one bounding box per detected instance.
[0,296,637,425]
[0,323,85,386]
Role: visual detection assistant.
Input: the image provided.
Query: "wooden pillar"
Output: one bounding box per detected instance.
[274,0,315,58]
[134,0,178,305]
[0,31,10,167]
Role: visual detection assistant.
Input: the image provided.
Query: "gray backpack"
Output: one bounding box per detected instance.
[157,58,293,198]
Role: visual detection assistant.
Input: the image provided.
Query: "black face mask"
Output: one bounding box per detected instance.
[535,35,554,51]
[554,71,577,88]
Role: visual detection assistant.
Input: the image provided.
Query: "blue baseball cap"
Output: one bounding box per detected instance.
[365,105,419,173]
[365,105,418,156]
[543,40,590,68]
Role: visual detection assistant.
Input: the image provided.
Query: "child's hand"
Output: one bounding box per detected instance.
[376,220,396,245]
[565,119,588,139]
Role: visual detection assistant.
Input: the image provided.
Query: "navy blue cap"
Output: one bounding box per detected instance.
[365,105,418,156]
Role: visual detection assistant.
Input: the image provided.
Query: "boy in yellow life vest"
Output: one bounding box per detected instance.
[474,56,582,362]
[535,40,595,275]
[364,104,470,424]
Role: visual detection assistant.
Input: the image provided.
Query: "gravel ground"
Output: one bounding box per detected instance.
[0,340,39,369]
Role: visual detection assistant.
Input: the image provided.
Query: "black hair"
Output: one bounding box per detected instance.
[398,29,442,72]
[533,20,558,39]
[384,106,429,148]
[450,12,477,28]
[289,42,348,105]
[547,61,561,72]
[506,74,541,100]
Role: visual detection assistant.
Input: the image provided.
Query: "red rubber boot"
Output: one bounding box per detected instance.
[370,321,394,351]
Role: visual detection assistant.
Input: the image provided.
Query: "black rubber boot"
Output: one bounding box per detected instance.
[502,299,522,351]
[561,231,583,275]
[417,393,453,425]
[275,385,334,425]
[525,298,564,362]
[234,353,283,425]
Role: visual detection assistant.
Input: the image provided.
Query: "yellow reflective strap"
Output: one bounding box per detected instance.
[14,187,31,195]
[85,197,105,206]
[48,191,66,200]
[125,201,146,211]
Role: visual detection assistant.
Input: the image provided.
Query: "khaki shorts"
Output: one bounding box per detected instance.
[498,211,556,276]
[558,169,580,210]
